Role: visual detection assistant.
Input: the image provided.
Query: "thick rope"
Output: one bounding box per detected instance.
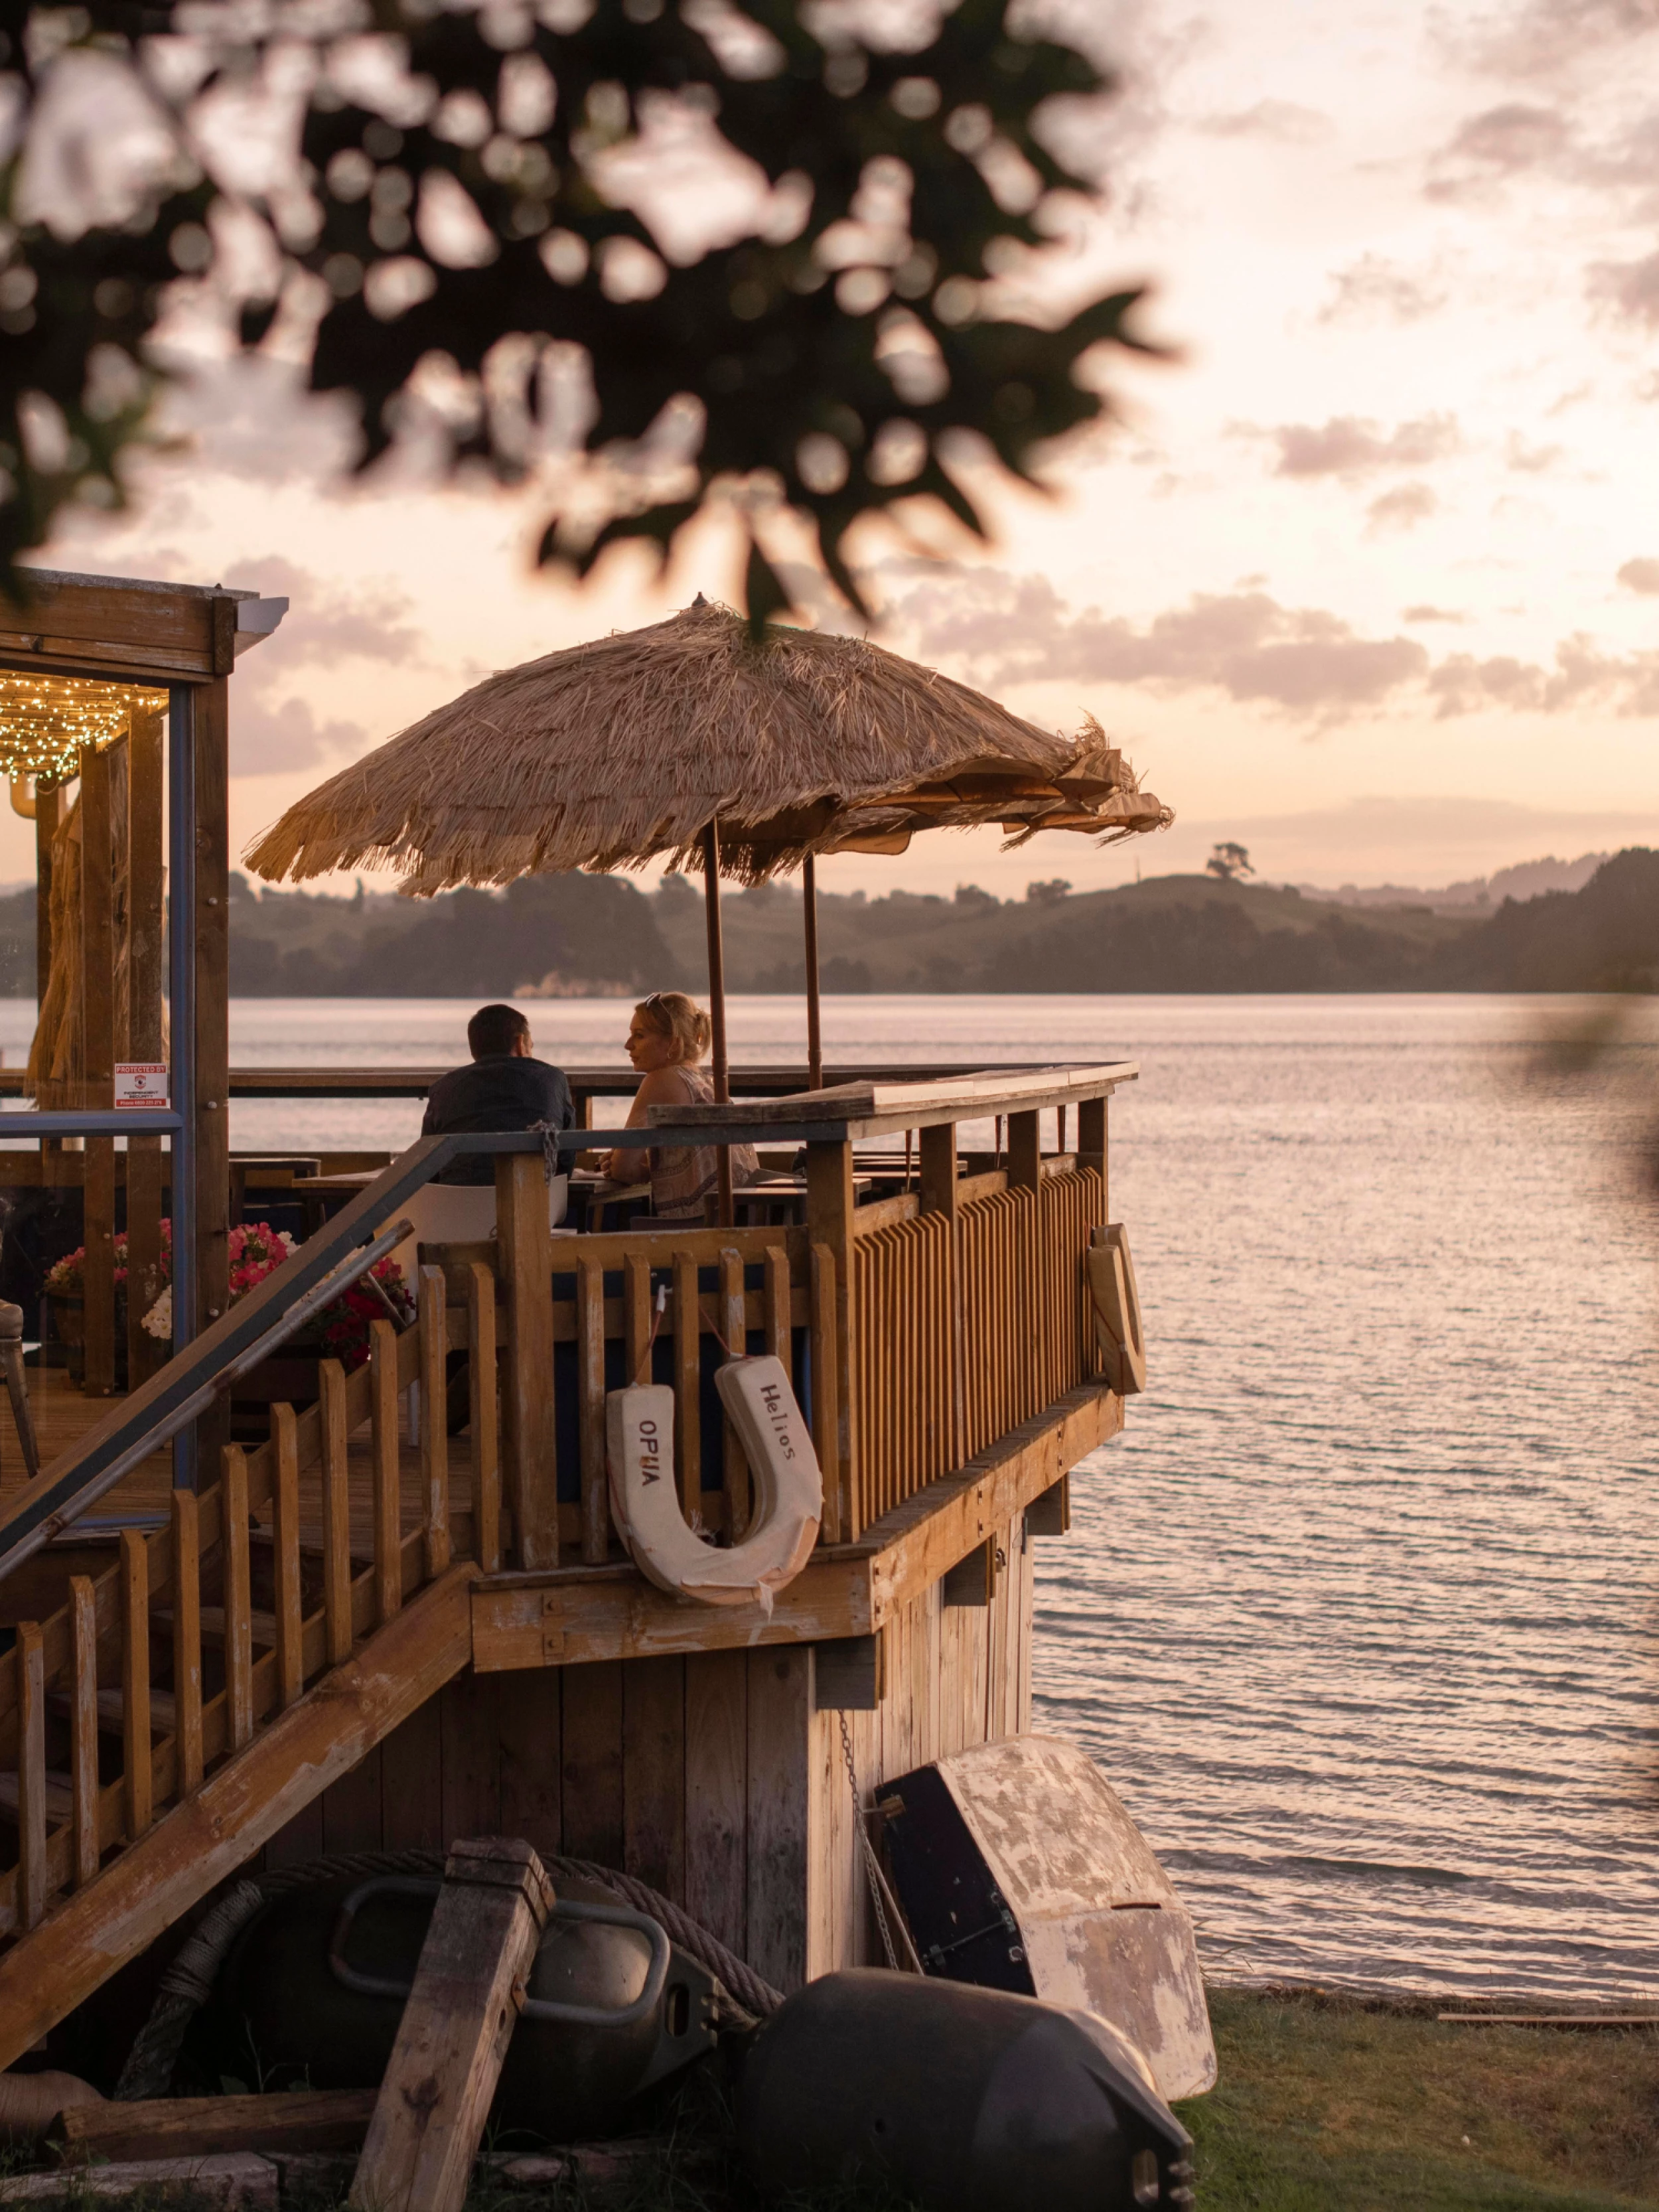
[115,1848,782,2101]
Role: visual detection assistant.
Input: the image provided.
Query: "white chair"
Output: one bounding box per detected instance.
[388,1174,568,1286]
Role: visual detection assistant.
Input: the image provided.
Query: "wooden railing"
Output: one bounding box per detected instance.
[0,1262,496,1936]
[849,1162,1106,1539]
[0,1065,1131,1962]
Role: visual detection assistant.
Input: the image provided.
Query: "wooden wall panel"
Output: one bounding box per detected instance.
[498,1668,563,1864]
[441,1670,500,1842]
[261,1799,323,1870]
[745,1647,811,1992]
[379,1697,444,1853]
[684,1649,746,1956]
[222,1513,1037,1974]
[560,1661,624,1866]
[621,1655,685,1902]
[321,1743,383,1855]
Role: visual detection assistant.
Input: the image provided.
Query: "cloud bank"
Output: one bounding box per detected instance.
[889,571,1659,724]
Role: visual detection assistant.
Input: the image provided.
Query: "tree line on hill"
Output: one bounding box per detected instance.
[0,849,1652,999]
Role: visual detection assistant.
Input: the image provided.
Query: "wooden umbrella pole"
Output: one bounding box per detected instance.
[701,821,734,1228]
[803,849,824,1091]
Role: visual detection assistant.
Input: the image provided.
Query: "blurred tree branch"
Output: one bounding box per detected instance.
[0,0,1160,621]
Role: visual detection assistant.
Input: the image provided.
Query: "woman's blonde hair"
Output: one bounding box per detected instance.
[636,990,711,1065]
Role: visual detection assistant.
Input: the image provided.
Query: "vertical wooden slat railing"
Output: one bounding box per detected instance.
[845,1148,1109,1532]
[0,1294,465,1943]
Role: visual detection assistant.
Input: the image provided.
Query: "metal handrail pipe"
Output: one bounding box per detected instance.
[0,1217,413,1580]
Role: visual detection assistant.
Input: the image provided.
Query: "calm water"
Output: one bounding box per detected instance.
[12,994,1656,2000]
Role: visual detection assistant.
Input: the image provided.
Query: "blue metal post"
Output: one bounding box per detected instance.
[167,686,197,1489]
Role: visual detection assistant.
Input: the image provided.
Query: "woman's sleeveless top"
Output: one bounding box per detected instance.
[629,1063,760,1220]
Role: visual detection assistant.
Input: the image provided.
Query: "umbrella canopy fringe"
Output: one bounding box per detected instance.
[244,607,1171,895]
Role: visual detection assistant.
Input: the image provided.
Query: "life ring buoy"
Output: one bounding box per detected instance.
[1087,1224,1147,1396]
[605,1356,822,1609]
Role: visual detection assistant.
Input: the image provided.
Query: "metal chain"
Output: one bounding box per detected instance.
[839,1710,899,1971]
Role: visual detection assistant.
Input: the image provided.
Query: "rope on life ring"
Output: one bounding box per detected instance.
[605,1355,822,1612]
[1087,1222,1147,1396]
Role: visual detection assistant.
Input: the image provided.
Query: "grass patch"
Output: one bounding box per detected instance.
[1183,1988,1659,2210]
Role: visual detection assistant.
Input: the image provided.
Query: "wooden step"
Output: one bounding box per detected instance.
[47,1687,176,1739]
[0,1770,73,1826]
[156,1606,278,1650]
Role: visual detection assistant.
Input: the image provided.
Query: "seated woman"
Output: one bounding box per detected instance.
[603,992,758,1220]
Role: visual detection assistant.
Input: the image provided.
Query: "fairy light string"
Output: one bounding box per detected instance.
[0,674,167,784]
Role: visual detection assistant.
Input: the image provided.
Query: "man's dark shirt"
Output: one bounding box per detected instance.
[421,1055,573,1184]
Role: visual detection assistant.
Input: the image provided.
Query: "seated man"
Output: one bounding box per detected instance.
[421,1003,573,1183]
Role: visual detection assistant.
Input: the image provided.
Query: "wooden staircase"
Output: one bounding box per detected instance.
[0,1260,500,2071]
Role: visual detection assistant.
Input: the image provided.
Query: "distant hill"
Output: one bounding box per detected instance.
[0,850,1653,1002]
[1299,851,1611,913]
[1432,848,1659,992]
[228,871,681,997]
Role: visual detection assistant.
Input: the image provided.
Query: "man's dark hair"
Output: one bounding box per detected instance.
[468,1004,532,1060]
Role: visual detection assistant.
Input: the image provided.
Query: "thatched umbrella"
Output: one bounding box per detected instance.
[246,600,1171,1209]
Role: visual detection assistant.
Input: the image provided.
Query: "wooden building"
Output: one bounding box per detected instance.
[0,573,1142,2069]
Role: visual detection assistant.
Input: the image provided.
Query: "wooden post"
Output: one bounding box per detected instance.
[802,850,823,1091]
[701,821,733,1226]
[419,1266,452,1578]
[371,1319,402,1625]
[33,779,63,1017]
[273,1402,303,1708]
[575,1253,608,1564]
[918,1121,964,1465]
[496,1152,557,1569]
[119,1529,152,1840]
[319,1359,353,1667]
[808,1244,840,1542]
[672,1249,701,1526]
[1007,1109,1041,1192]
[719,1246,750,1538]
[1078,1093,1107,1200]
[69,1576,100,1887]
[16,1621,45,1932]
[127,707,166,1387]
[805,1138,855,1541]
[171,1488,202,1795]
[223,1445,253,1752]
[918,1122,958,1220]
[467,1264,500,1576]
[80,742,117,1396]
[193,678,230,1465]
[350,1836,553,2212]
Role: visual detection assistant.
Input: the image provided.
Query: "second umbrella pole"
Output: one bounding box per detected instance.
[701,820,734,1226]
[804,850,824,1092]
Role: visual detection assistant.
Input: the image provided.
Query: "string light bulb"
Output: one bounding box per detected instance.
[0,673,168,784]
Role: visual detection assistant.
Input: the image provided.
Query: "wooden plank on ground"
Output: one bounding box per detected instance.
[55,2089,376,2166]
[0,1563,479,2074]
[349,1836,552,2212]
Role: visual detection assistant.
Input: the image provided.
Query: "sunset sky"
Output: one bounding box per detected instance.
[21,0,1659,903]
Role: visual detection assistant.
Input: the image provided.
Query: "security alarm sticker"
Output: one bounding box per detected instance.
[115,1063,170,1110]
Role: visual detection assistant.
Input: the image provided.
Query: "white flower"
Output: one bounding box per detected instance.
[142,1286,172,1341]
